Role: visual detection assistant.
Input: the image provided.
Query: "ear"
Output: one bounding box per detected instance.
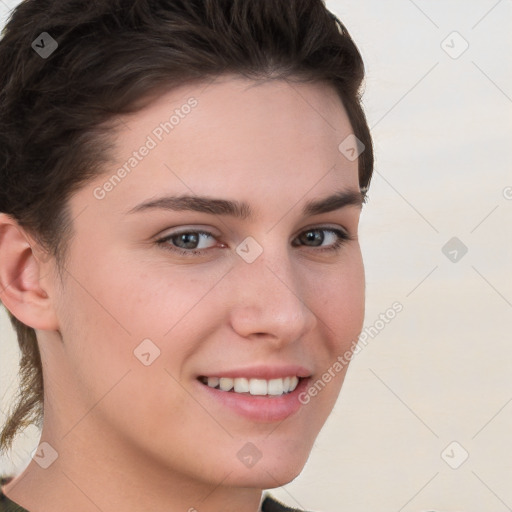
[0,213,59,331]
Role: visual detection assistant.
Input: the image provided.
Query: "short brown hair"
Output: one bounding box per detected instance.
[0,0,374,454]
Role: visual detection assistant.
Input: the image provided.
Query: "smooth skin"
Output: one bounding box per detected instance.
[0,76,365,512]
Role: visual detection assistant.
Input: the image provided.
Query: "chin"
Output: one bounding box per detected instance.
[222,444,312,489]
[227,465,306,489]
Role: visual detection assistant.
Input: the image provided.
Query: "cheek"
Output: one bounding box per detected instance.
[114,263,228,343]
[54,267,196,437]
[310,249,365,348]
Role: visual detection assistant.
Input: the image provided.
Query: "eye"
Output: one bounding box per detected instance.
[292,227,352,253]
[156,230,218,257]
[155,227,353,257]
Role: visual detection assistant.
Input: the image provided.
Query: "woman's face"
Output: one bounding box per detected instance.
[42,76,365,488]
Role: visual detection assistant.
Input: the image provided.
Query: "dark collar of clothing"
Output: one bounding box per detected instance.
[1,475,311,512]
[261,492,311,511]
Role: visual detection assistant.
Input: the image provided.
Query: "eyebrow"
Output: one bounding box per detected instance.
[126,189,366,220]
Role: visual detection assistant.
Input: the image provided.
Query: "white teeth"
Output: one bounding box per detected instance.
[219,377,234,391]
[207,377,219,388]
[234,377,249,393]
[249,379,267,396]
[267,378,284,396]
[203,376,301,396]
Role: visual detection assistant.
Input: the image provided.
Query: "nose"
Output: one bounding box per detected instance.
[226,248,318,347]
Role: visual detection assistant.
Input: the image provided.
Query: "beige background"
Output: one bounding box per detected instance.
[1,1,511,511]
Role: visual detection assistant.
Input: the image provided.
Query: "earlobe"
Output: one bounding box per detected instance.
[0,213,59,331]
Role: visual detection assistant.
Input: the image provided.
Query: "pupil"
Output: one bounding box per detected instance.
[179,233,198,248]
[304,230,322,246]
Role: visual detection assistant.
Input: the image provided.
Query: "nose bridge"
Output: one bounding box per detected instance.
[227,241,317,341]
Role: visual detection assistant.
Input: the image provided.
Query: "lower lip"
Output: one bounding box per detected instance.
[196,377,311,423]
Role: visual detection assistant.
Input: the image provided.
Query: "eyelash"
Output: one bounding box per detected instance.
[155,227,354,258]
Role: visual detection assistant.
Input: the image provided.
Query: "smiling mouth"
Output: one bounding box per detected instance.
[198,376,301,397]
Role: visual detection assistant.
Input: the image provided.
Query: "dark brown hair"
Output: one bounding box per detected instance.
[0,0,374,454]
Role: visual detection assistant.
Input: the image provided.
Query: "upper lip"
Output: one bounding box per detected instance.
[198,364,312,380]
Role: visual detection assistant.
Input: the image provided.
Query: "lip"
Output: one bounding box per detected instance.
[197,364,312,380]
[195,368,312,423]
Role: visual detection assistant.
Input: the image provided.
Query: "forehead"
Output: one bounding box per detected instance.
[79,76,359,220]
